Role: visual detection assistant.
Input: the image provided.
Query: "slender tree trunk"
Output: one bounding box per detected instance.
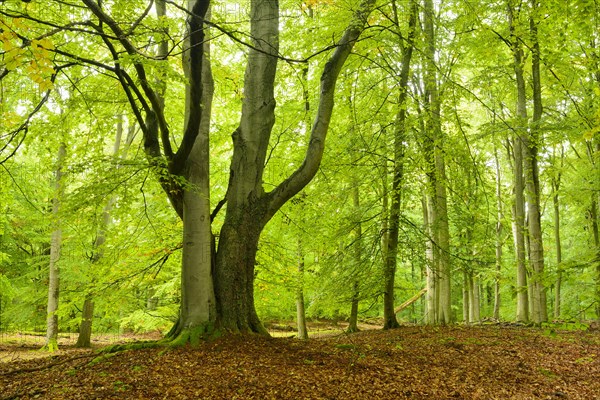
[469,273,481,323]
[462,270,470,323]
[494,147,503,320]
[551,145,563,320]
[45,142,66,352]
[383,0,416,331]
[347,184,361,333]
[296,240,308,339]
[589,142,600,320]
[508,4,529,323]
[422,193,437,324]
[76,116,132,348]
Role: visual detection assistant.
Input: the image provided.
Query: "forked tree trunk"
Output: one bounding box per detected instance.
[468,273,481,323]
[212,0,376,334]
[45,142,66,352]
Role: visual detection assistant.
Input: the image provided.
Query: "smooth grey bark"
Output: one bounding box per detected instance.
[214,0,376,333]
[422,192,437,324]
[296,240,308,339]
[551,146,563,319]
[175,1,216,336]
[423,0,451,324]
[347,184,362,333]
[526,0,548,324]
[83,0,376,336]
[45,142,66,352]
[468,273,481,323]
[508,3,529,323]
[494,147,503,320]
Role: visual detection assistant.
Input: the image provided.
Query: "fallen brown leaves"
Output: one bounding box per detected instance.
[1,325,599,399]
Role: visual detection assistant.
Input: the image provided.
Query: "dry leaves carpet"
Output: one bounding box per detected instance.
[1,325,599,399]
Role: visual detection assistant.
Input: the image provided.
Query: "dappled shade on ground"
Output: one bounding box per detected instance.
[1,326,599,399]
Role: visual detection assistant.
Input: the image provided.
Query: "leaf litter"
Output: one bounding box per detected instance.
[1,325,599,399]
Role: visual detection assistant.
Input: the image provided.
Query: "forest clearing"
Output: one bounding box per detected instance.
[2,325,600,399]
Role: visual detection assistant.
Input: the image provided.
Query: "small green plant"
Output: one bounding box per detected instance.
[113,380,130,392]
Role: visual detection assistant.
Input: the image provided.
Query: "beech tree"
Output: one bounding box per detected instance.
[1,0,377,340]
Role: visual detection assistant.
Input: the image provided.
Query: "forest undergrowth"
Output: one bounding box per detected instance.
[1,325,599,399]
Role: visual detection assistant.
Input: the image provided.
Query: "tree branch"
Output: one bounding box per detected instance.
[264,0,377,223]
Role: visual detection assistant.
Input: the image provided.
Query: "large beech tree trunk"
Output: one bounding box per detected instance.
[83,0,376,339]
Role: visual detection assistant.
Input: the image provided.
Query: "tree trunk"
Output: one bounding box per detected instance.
[525,0,548,324]
[422,193,437,324]
[551,145,563,320]
[348,184,361,333]
[75,297,94,348]
[469,273,481,323]
[508,4,529,323]
[45,142,66,352]
[382,0,416,331]
[296,240,308,339]
[494,147,503,320]
[76,116,133,348]
[170,1,216,341]
[462,271,470,323]
[423,0,451,324]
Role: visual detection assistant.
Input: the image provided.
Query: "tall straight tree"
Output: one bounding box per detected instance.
[44,141,66,352]
[423,0,452,324]
[383,0,417,330]
[525,0,548,324]
[507,1,529,323]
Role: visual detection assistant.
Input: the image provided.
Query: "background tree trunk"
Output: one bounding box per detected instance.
[45,142,66,352]
[296,239,308,339]
[508,3,529,323]
[348,185,361,333]
[424,0,451,324]
[525,0,548,324]
[494,147,503,320]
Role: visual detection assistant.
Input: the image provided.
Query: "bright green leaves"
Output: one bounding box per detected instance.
[0,18,56,91]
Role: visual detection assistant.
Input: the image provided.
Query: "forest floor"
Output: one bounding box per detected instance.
[0,323,599,399]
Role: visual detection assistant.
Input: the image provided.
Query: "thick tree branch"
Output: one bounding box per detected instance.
[264,0,377,222]
[171,0,210,175]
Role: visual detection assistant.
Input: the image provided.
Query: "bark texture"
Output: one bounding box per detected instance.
[45,142,66,351]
